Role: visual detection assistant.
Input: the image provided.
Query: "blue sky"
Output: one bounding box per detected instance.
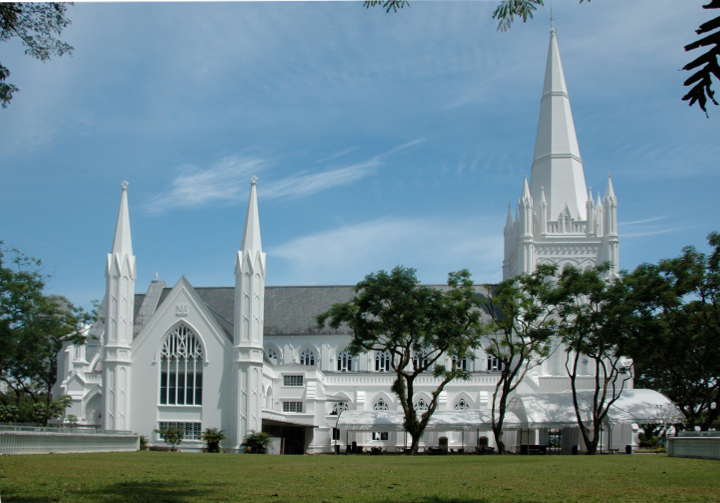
[2,0,717,308]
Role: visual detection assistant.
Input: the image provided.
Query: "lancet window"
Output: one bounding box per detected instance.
[337,350,354,372]
[266,347,280,365]
[299,348,316,366]
[373,397,389,411]
[414,397,429,411]
[375,351,392,372]
[330,401,349,416]
[412,353,430,370]
[487,356,505,372]
[160,324,203,406]
[452,356,469,371]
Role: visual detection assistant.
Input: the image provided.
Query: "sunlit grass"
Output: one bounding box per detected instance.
[1,452,719,503]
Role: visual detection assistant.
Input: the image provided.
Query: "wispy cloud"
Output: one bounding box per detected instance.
[147,138,425,213]
[146,156,265,213]
[263,160,380,201]
[270,216,503,285]
[314,147,358,164]
[620,216,667,226]
[619,216,679,239]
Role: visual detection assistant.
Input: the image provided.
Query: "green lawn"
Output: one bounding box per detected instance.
[1,452,718,503]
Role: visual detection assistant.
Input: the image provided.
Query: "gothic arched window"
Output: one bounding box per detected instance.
[160,324,203,406]
[373,397,389,411]
[266,347,280,365]
[414,397,429,411]
[299,348,316,366]
[337,350,353,372]
[454,397,470,410]
[487,356,505,372]
[375,351,391,372]
[452,356,469,371]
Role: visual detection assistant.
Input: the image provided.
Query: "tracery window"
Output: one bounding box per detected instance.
[299,348,316,366]
[414,397,429,411]
[266,347,280,365]
[337,350,354,372]
[330,401,349,416]
[160,324,203,406]
[454,397,470,410]
[373,397,389,411]
[412,353,430,370]
[487,356,505,372]
[375,351,391,372]
[452,356,469,371]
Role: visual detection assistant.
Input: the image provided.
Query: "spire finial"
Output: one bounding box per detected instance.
[549,0,555,33]
[241,177,262,251]
[111,181,133,255]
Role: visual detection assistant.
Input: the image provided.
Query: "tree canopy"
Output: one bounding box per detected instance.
[623,233,720,430]
[317,266,488,454]
[0,2,73,107]
[479,264,557,453]
[0,244,89,424]
[545,264,634,455]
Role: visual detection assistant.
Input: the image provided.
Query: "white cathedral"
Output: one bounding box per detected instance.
[55,31,673,454]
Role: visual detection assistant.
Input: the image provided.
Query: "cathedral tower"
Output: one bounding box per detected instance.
[102,181,136,430]
[503,29,619,279]
[233,177,266,449]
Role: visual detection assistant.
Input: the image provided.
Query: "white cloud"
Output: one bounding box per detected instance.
[263,160,380,201]
[620,216,667,226]
[146,156,265,213]
[270,216,503,285]
[147,138,425,212]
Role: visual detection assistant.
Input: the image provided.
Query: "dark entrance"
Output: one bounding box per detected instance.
[262,419,309,454]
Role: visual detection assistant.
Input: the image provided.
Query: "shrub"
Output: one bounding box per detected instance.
[242,431,270,453]
[139,435,148,451]
[202,428,226,453]
[155,426,184,451]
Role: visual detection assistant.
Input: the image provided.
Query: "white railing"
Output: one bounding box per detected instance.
[0,425,138,455]
[322,373,501,387]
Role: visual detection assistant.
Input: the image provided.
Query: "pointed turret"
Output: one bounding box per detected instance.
[605,176,617,204]
[241,176,262,252]
[530,29,588,221]
[112,181,133,256]
[504,203,514,233]
[102,181,136,431]
[538,185,548,234]
[233,177,266,450]
[586,188,595,236]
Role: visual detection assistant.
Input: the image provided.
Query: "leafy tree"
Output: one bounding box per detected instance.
[0,244,88,425]
[156,425,184,451]
[366,0,720,116]
[0,3,73,107]
[681,1,720,115]
[623,232,720,430]
[317,266,488,454]
[479,264,557,453]
[547,265,633,455]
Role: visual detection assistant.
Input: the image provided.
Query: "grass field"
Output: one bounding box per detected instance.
[1,452,719,503]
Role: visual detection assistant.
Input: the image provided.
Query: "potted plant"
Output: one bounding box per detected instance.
[202,427,226,453]
[242,431,271,453]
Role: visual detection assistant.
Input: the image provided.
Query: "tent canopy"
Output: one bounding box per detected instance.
[335,389,681,432]
[510,388,683,428]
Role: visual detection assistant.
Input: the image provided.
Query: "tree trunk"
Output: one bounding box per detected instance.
[409,432,421,454]
[492,425,506,454]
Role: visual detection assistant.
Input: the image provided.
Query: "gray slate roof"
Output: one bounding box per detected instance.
[134,285,358,340]
[134,282,493,341]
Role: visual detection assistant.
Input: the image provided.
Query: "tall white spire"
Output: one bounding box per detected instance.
[241,176,262,252]
[112,181,133,256]
[530,29,588,221]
